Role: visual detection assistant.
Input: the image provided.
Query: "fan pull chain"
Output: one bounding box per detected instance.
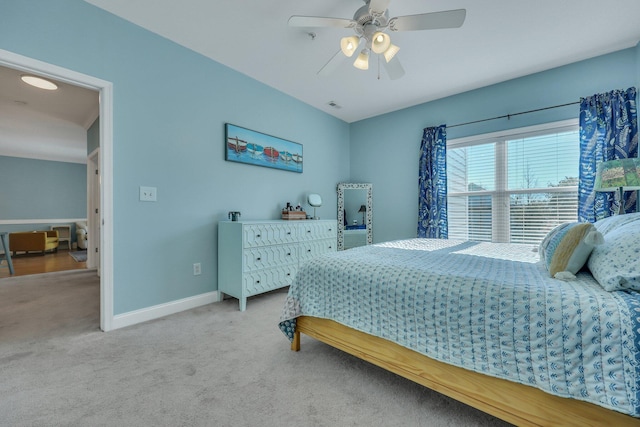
[377,54,381,80]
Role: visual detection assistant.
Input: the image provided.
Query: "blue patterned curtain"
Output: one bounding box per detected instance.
[578,87,638,222]
[418,125,448,238]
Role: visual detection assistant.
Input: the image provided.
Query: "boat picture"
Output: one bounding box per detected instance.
[279,151,292,162]
[264,147,279,160]
[225,123,303,173]
[227,136,247,152]
[247,143,264,157]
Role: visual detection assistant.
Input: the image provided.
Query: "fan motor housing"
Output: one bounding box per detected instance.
[353,4,389,30]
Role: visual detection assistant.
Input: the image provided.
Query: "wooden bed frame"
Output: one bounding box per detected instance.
[291,315,640,427]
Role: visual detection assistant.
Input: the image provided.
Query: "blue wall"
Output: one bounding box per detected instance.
[0,155,86,220]
[1,1,349,314]
[350,47,639,244]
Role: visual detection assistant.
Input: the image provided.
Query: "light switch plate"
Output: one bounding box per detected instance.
[139,186,157,202]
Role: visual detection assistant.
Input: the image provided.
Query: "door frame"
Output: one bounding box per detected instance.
[87,148,100,274]
[0,49,115,331]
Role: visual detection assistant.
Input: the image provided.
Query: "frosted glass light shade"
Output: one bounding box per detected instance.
[340,36,360,57]
[353,49,370,70]
[383,44,400,62]
[371,32,391,54]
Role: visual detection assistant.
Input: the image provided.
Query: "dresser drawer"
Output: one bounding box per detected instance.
[243,244,298,272]
[298,221,337,242]
[243,223,297,248]
[243,265,297,296]
[299,238,336,263]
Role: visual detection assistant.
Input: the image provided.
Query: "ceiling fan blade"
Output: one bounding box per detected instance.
[318,50,348,77]
[389,9,466,32]
[382,56,405,80]
[368,0,390,17]
[288,16,355,28]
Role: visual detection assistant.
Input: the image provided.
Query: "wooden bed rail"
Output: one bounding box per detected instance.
[291,315,640,427]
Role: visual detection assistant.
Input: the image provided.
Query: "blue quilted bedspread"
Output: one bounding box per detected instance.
[279,238,640,417]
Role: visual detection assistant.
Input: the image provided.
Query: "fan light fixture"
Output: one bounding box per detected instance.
[371,32,399,63]
[340,36,360,57]
[20,75,58,90]
[347,32,399,71]
[289,4,466,79]
[353,48,370,70]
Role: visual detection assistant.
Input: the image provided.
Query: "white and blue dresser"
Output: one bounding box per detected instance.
[218,220,336,310]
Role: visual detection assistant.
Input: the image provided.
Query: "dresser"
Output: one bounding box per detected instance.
[218,220,337,310]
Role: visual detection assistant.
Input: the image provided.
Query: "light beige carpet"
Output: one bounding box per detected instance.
[0,271,511,426]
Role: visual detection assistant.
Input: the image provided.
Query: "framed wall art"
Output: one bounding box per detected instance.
[225,123,303,173]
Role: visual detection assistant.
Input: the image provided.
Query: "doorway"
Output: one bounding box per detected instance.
[0,49,114,331]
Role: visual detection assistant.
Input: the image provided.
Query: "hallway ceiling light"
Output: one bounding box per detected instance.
[21,75,58,90]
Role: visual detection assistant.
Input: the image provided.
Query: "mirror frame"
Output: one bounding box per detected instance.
[337,183,373,251]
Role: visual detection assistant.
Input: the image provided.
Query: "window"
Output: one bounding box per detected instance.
[447,121,579,245]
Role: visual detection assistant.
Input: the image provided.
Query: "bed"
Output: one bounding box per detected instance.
[279,214,640,426]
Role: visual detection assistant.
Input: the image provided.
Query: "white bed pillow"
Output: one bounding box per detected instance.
[592,212,640,236]
[539,222,603,280]
[587,218,640,291]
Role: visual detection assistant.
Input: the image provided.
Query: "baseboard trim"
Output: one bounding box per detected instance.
[110,291,220,330]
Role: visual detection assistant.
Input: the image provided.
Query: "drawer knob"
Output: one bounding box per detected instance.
[307,249,311,253]
[287,252,291,256]
[256,234,261,238]
[287,232,291,235]
[256,257,261,261]
[307,230,311,233]
[256,280,260,284]
[287,273,291,276]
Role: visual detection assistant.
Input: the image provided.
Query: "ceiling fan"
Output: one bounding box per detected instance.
[288,0,466,80]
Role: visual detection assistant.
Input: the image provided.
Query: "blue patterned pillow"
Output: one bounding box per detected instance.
[588,216,640,291]
[539,222,603,280]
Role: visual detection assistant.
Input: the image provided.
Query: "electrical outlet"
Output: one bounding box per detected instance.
[193,263,201,276]
[139,186,157,202]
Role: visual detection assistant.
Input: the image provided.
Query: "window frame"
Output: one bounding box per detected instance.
[447,119,579,243]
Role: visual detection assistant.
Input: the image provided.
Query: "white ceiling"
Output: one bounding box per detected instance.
[83,0,640,123]
[0,65,98,163]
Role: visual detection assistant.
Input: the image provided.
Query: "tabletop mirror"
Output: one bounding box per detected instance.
[337,183,372,251]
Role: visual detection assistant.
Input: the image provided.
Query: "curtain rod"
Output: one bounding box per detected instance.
[447,101,580,129]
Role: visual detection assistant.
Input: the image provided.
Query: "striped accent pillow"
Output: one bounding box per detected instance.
[539,222,604,280]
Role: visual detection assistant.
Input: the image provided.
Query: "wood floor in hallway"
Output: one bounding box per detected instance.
[0,249,87,278]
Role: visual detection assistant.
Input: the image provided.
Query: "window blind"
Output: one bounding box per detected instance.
[447,124,579,245]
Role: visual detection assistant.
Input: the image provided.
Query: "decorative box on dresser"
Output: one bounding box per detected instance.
[218,220,337,311]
